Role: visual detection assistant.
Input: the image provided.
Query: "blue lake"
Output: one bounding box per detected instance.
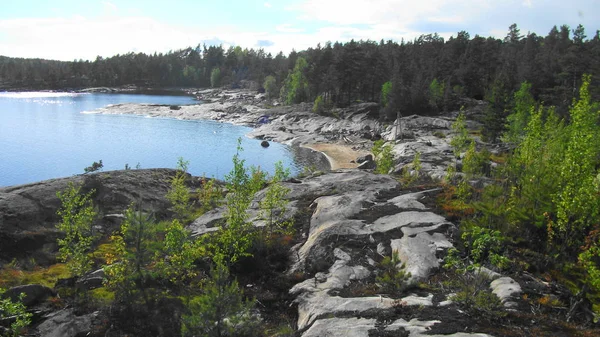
[0,92,301,187]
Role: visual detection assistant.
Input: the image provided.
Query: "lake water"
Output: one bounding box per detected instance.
[0,92,301,187]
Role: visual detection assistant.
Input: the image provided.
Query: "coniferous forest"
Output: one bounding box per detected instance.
[1,23,599,122]
[3,22,600,336]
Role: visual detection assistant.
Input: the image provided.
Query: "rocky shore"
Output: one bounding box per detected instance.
[85,88,380,170]
[1,89,597,336]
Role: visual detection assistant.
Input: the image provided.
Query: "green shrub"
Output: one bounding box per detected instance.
[56,183,97,277]
[312,95,325,115]
[376,251,410,295]
[181,263,259,337]
[0,288,32,336]
[372,140,394,174]
[84,160,103,173]
[166,158,192,221]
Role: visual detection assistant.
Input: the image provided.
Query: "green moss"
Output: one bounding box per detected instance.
[0,263,70,288]
[89,287,115,306]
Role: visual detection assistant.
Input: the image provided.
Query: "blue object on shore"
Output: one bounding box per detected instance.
[258,115,270,124]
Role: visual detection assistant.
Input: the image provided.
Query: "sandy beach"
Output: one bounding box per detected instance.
[302,143,370,170]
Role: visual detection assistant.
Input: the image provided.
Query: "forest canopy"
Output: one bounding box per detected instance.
[1,24,599,118]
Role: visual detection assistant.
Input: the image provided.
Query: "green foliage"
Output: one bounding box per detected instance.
[381,81,392,108]
[482,79,509,143]
[443,250,504,316]
[166,157,192,221]
[213,139,264,265]
[263,75,277,99]
[0,263,70,289]
[376,251,410,295]
[259,162,292,235]
[312,95,325,115]
[181,263,259,337]
[280,57,309,104]
[403,152,421,183]
[0,288,32,337]
[503,81,535,144]
[199,175,223,214]
[462,142,490,177]
[210,67,221,88]
[84,160,103,173]
[461,225,510,269]
[552,75,600,248]
[154,219,199,287]
[450,111,473,158]
[56,183,97,277]
[372,139,394,174]
[104,204,159,305]
[428,78,445,111]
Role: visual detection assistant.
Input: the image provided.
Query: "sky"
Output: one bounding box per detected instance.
[0,0,598,61]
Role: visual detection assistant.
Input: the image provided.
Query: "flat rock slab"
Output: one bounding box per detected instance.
[301,317,377,337]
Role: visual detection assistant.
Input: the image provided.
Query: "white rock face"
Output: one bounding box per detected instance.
[301,317,377,337]
[491,276,522,308]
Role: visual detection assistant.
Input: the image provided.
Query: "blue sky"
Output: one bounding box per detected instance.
[0,0,598,61]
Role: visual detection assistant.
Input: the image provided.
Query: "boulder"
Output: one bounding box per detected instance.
[261,140,270,147]
[355,154,373,164]
[76,268,105,290]
[490,277,522,308]
[3,284,54,306]
[0,169,199,264]
[35,309,97,337]
[357,159,375,170]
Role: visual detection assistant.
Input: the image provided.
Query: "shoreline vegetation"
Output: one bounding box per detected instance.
[2,22,600,336]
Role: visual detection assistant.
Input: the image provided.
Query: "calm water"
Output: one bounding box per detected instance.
[0,92,300,187]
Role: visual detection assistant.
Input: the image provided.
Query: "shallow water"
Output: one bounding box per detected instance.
[0,92,300,187]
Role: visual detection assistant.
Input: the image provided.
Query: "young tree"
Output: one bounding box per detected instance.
[84,160,103,174]
[450,111,473,158]
[428,78,445,112]
[181,263,258,337]
[166,157,192,221]
[56,183,97,277]
[280,57,309,104]
[381,80,392,108]
[263,75,277,99]
[104,204,158,306]
[503,81,536,144]
[0,289,32,337]
[211,67,221,88]
[259,161,291,234]
[212,138,264,265]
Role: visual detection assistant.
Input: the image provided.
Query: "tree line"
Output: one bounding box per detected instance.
[1,24,599,115]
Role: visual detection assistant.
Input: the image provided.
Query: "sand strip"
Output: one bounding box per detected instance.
[302,143,370,170]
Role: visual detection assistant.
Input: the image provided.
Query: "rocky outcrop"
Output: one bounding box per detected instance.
[188,169,510,336]
[0,169,200,264]
[3,284,54,306]
[35,309,97,337]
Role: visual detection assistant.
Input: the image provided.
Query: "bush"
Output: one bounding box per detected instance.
[372,140,394,174]
[56,183,97,277]
[0,288,32,337]
[376,251,410,295]
[166,158,192,221]
[312,95,325,115]
[181,263,259,337]
[84,160,103,173]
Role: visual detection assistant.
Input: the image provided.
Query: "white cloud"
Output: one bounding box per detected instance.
[276,24,304,33]
[264,2,272,8]
[0,0,597,61]
[101,1,117,12]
